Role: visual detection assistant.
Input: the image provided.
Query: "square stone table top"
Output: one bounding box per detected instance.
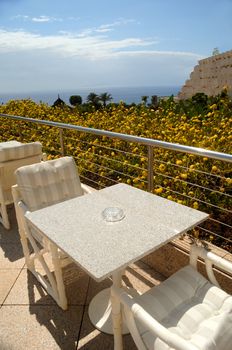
[25,183,209,281]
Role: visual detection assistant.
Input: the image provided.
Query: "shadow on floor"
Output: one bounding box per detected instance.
[0,206,24,262]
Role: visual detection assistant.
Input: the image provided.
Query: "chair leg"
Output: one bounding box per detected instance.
[22,226,67,309]
[0,203,10,229]
[32,239,68,309]
[20,232,35,270]
[12,188,68,310]
[50,243,68,310]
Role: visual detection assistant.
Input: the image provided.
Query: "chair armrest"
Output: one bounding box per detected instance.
[12,184,28,223]
[17,200,30,216]
[15,198,31,233]
[190,244,232,286]
[81,183,97,194]
[190,244,232,274]
[112,286,198,350]
[17,200,49,248]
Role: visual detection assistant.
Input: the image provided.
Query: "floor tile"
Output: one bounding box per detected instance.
[0,305,83,350]
[0,243,25,268]
[0,269,21,305]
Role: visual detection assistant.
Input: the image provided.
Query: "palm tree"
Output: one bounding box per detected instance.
[151,95,158,108]
[141,95,148,105]
[86,92,100,109]
[99,92,113,107]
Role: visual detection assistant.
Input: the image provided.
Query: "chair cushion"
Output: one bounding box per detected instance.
[136,265,232,350]
[0,141,21,147]
[0,141,42,162]
[15,156,83,211]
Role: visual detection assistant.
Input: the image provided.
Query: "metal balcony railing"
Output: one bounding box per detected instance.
[1,113,232,253]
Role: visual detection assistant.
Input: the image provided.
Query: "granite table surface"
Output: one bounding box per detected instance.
[25,183,209,281]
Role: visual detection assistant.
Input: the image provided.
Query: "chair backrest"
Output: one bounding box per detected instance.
[0,141,43,202]
[15,156,83,211]
[0,141,42,163]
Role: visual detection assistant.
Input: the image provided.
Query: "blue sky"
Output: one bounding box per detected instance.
[0,0,231,93]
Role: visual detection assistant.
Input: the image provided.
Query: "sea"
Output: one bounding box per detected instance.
[0,86,181,106]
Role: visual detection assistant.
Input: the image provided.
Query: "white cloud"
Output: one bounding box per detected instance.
[0,29,202,61]
[95,27,113,33]
[0,29,156,57]
[95,18,136,33]
[11,14,62,23]
[11,15,29,21]
[112,50,202,58]
[76,19,136,36]
[32,15,62,23]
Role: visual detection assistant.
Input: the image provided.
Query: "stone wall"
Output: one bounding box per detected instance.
[178,50,232,99]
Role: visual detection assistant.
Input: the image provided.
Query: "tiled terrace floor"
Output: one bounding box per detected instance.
[0,206,165,350]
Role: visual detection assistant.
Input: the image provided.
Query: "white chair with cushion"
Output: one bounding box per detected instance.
[112,244,232,350]
[12,156,96,310]
[0,140,43,229]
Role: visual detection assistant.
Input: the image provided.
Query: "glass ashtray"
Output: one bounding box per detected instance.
[102,207,125,222]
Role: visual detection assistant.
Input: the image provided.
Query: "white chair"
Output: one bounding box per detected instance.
[112,244,232,350]
[0,141,43,229]
[12,156,96,310]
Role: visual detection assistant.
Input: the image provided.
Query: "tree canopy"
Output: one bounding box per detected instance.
[69,95,82,106]
[99,92,112,107]
[87,92,101,109]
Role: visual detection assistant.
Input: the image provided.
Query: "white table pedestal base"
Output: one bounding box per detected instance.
[88,287,129,335]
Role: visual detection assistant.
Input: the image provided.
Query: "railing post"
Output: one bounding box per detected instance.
[59,128,65,156]
[147,145,154,192]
